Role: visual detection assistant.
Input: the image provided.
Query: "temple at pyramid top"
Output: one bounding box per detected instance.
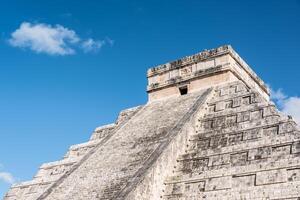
[147,45,269,101]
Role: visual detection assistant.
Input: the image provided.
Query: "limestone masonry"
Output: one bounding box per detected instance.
[4,45,300,200]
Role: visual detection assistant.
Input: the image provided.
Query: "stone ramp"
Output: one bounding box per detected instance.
[33,88,211,200]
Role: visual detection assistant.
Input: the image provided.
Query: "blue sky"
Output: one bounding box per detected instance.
[0,0,300,197]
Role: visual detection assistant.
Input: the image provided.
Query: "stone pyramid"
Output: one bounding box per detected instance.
[4,45,300,200]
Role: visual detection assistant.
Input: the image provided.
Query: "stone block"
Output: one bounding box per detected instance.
[228,86,237,95]
[243,128,262,140]
[263,106,278,117]
[292,142,300,154]
[205,176,231,191]
[209,154,230,166]
[190,138,210,150]
[250,110,262,120]
[219,87,229,96]
[202,120,212,129]
[165,183,183,195]
[279,122,296,134]
[184,181,205,198]
[228,133,243,145]
[232,97,242,108]
[242,96,251,105]
[232,174,256,188]
[287,168,300,182]
[230,152,248,166]
[212,116,226,128]
[272,145,291,157]
[191,158,209,172]
[256,169,287,185]
[208,104,216,112]
[237,111,250,122]
[215,101,225,111]
[224,100,233,109]
[226,115,237,127]
[263,126,278,137]
[210,135,227,148]
[248,147,272,160]
[236,84,247,93]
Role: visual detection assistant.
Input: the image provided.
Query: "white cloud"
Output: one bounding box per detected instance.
[9,22,79,55]
[0,172,15,184]
[270,87,300,125]
[81,38,105,53]
[8,22,112,56]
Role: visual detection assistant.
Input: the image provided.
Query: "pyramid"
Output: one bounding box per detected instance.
[4,45,300,200]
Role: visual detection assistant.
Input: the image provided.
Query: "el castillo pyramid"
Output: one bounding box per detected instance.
[4,45,300,200]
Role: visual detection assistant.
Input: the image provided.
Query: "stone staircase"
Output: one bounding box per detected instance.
[163,81,300,200]
[4,107,141,200]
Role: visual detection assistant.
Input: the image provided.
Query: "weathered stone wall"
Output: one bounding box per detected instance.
[163,81,300,200]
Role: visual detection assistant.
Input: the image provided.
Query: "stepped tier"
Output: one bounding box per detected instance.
[162,81,300,200]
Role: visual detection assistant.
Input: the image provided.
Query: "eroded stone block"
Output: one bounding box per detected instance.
[228,133,243,145]
[243,128,262,140]
[292,142,300,154]
[242,96,251,105]
[248,147,272,160]
[232,97,242,108]
[272,145,291,157]
[165,183,183,195]
[256,169,287,185]
[263,126,278,137]
[184,181,205,198]
[210,135,227,148]
[209,154,230,166]
[250,110,262,120]
[237,111,250,123]
[287,168,300,182]
[230,152,248,166]
[215,101,225,111]
[232,174,256,188]
[205,176,231,191]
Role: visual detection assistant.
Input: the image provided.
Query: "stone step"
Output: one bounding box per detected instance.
[207,91,265,114]
[204,101,274,119]
[163,180,300,200]
[89,123,116,141]
[167,154,300,184]
[64,140,100,159]
[197,114,287,136]
[5,180,53,200]
[188,120,298,153]
[34,158,78,182]
[176,134,300,173]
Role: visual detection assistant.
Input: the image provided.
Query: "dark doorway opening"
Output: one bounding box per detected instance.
[179,86,188,95]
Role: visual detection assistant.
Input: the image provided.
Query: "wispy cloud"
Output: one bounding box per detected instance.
[8,22,112,56]
[270,87,300,125]
[81,38,105,53]
[0,172,15,184]
[81,37,114,53]
[0,164,15,184]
